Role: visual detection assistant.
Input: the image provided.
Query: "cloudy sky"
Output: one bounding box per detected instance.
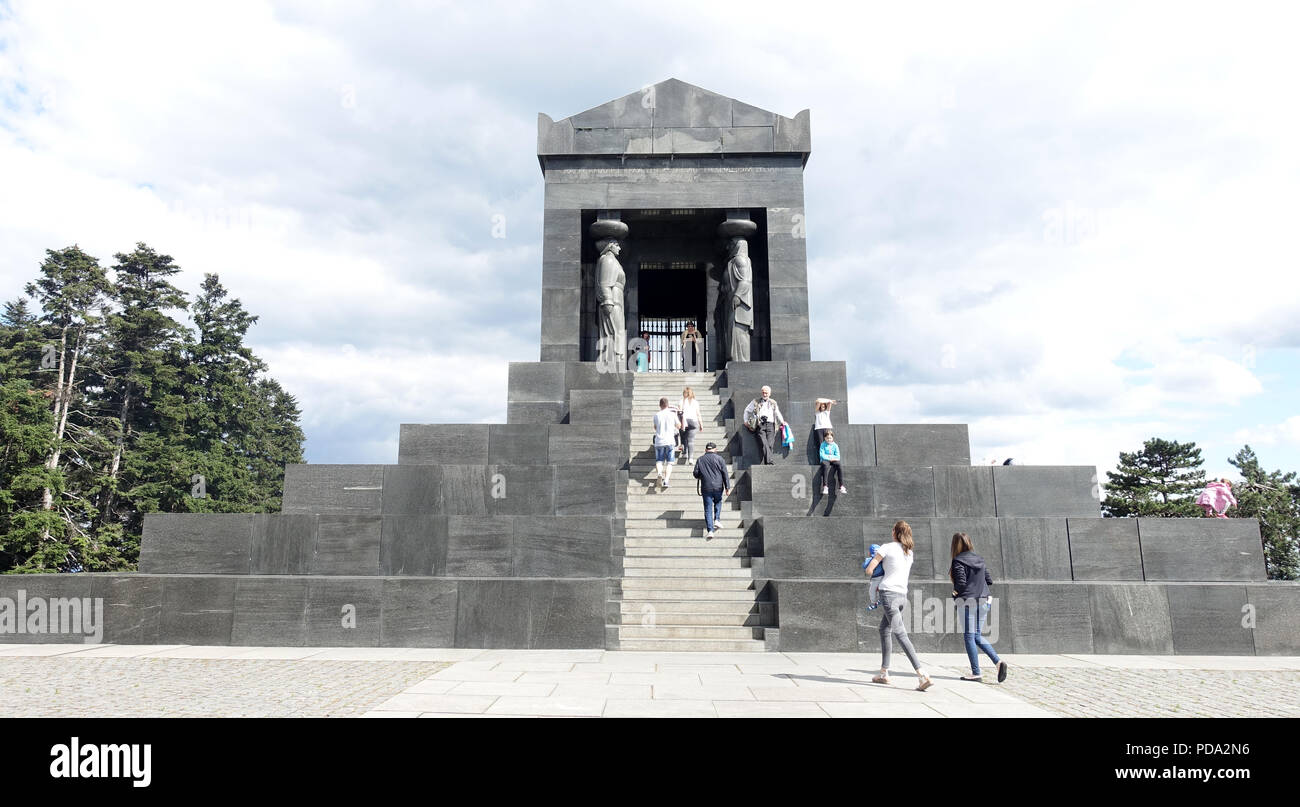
[2,0,1297,483]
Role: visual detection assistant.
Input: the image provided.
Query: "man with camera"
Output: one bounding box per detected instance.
[743,385,786,466]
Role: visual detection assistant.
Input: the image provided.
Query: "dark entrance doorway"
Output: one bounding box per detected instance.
[638,265,706,372]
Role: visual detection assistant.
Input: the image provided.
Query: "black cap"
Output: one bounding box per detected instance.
[705,442,718,450]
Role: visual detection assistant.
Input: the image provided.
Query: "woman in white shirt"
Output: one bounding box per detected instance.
[863,520,933,691]
[677,387,702,463]
[814,398,837,447]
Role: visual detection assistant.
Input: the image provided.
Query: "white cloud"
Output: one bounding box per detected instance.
[1,0,1297,469]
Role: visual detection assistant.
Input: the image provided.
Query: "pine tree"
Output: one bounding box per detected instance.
[0,380,67,572]
[1103,437,1206,517]
[94,243,190,564]
[0,298,44,383]
[1228,446,1300,580]
[2,241,306,572]
[23,246,110,520]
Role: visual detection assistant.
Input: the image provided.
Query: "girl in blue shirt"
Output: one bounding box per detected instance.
[819,430,845,495]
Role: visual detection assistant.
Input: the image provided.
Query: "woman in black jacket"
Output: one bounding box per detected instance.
[950,532,1008,683]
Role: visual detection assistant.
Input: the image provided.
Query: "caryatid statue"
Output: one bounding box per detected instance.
[590,218,629,371]
[719,215,757,363]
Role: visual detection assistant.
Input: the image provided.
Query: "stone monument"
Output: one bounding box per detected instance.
[5,79,1296,655]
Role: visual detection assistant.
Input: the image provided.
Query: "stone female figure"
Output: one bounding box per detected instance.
[726,237,753,362]
[595,238,626,370]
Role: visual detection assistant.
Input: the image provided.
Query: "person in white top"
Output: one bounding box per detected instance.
[862,520,933,691]
[652,397,680,488]
[677,387,702,463]
[814,398,837,446]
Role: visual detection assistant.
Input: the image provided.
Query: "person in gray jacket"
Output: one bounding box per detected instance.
[949,532,1008,683]
[692,442,731,539]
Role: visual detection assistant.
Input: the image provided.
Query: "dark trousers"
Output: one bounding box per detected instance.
[820,459,842,489]
[756,422,776,465]
[815,428,830,446]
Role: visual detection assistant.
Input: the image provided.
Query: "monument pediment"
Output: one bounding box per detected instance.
[538,78,810,163]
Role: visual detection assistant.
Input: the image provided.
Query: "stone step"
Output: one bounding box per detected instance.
[618,625,762,640]
[629,462,734,468]
[625,492,739,499]
[624,527,748,535]
[624,547,749,559]
[624,483,738,491]
[616,589,760,601]
[614,638,767,652]
[624,529,746,539]
[625,506,743,515]
[618,599,762,615]
[621,577,754,590]
[623,556,750,570]
[625,481,737,490]
[624,569,753,579]
[617,612,769,627]
[624,532,745,542]
[624,517,743,526]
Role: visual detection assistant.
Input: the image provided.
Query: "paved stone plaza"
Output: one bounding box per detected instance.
[2,644,1297,718]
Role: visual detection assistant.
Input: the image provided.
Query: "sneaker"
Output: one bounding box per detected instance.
[916,675,933,692]
[997,661,1008,683]
[705,531,715,540]
[871,674,891,685]
[663,481,670,488]
[822,486,829,495]
[839,486,847,494]
[960,673,983,682]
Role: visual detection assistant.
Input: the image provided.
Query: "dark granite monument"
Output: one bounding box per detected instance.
[5,79,1297,654]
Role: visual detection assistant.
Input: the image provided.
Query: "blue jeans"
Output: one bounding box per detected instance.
[960,600,1000,675]
[702,490,723,532]
[655,445,673,462]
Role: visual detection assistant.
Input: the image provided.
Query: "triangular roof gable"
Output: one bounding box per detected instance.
[538,79,810,163]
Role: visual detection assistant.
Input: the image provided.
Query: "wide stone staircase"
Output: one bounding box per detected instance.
[611,371,771,651]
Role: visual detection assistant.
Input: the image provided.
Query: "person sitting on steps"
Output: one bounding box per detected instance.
[819,430,846,495]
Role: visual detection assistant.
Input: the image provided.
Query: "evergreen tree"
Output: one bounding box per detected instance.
[0,298,43,382]
[2,241,306,572]
[1228,446,1300,580]
[0,380,67,572]
[23,246,111,521]
[94,243,190,564]
[1103,437,1206,517]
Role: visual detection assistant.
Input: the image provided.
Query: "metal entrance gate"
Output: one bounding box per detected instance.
[638,317,705,372]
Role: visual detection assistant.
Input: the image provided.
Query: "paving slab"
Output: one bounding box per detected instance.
[377,693,497,714]
[487,696,606,716]
[712,700,828,717]
[552,683,652,700]
[603,699,718,717]
[653,683,757,701]
[449,681,559,698]
[819,702,945,718]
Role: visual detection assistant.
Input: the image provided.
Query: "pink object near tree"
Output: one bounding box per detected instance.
[1196,480,1237,518]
